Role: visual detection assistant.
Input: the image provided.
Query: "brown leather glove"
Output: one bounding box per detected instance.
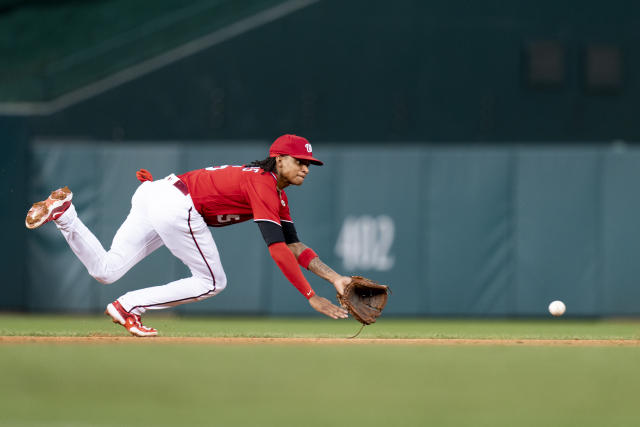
[337,276,390,325]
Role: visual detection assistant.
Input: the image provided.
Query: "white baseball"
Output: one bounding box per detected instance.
[548,300,566,316]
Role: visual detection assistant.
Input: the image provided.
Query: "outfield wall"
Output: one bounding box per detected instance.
[25,140,640,316]
[0,117,29,310]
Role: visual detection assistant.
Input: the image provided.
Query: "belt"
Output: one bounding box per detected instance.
[165,174,189,195]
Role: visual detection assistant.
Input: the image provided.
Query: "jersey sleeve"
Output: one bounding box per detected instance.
[243,176,282,225]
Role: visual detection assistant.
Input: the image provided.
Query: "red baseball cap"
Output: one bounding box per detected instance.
[269,134,323,165]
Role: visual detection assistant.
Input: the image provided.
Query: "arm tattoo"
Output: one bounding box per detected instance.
[308,256,340,283]
[287,241,341,283]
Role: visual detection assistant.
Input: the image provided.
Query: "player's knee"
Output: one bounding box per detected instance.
[91,272,117,285]
[89,265,122,285]
[214,273,227,293]
[196,271,226,293]
[90,256,127,285]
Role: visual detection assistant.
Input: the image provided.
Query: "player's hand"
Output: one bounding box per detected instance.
[332,275,352,296]
[308,295,348,319]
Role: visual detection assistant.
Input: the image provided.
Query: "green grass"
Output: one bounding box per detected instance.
[0,313,639,339]
[1,315,639,426]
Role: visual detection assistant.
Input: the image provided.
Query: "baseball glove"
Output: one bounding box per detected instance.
[337,276,390,325]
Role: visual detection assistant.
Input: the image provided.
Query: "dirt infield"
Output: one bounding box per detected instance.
[2,336,640,346]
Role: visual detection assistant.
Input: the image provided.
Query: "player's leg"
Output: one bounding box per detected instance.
[117,231,226,315]
[116,179,227,316]
[52,183,163,284]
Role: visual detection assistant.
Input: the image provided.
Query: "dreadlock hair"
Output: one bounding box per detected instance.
[245,156,277,174]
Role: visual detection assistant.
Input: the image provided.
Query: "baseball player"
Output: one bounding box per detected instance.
[25,134,350,336]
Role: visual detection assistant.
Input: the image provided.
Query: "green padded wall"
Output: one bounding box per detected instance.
[602,149,640,315]
[0,117,29,310]
[515,149,601,315]
[425,148,513,315]
[25,140,640,317]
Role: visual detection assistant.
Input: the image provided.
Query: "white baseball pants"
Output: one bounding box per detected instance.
[54,175,227,315]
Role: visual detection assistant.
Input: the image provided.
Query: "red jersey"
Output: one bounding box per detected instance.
[178,165,292,227]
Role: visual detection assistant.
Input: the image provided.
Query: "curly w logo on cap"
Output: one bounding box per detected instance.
[269,134,323,165]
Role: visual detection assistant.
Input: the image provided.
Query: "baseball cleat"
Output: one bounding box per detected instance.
[105,300,157,337]
[25,186,73,229]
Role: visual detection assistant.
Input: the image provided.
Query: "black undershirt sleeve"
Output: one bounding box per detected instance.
[281,221,300,244]
[257,221,286,246]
